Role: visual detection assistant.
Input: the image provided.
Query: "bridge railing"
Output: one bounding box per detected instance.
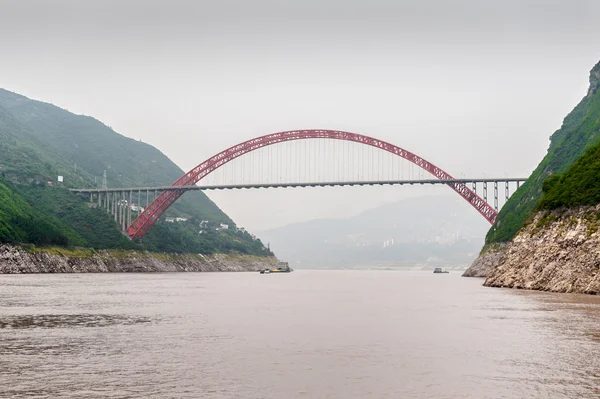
[72,177,526,232]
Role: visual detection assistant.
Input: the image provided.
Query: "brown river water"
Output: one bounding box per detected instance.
[1,270,599,399]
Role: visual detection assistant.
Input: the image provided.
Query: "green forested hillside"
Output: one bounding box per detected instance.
[0,89,231,225]
[537,138,600,210]
[0,179,69,246]
[0,88,269,255]
[486,61,600,243]
[0,105,93,183]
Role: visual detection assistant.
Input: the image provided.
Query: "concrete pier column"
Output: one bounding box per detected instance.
[128,190,133,228]
[505,181,509,200]
[122,192,126,232]
[483,182,488,203]
[494,181,498,211]
[117,192,121,226]
[146,190,149,207]
[119,192,124,229]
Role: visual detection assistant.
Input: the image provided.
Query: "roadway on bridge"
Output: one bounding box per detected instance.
[70,178,527,194]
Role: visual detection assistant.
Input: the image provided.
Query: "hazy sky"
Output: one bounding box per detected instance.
[1,0,599,231]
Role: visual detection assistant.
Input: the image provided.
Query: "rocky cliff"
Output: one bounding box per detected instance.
[464,60,600,282]
[0,245,278,273]
[478,207,600,294]
[461,242,509,277]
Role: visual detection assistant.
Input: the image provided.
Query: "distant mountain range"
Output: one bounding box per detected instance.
[258,195,489,269]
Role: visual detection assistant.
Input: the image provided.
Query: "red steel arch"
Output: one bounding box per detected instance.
[126,129,497,239]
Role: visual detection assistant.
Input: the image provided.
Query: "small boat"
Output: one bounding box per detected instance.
[260,261,293,274]
[433,267,449,274]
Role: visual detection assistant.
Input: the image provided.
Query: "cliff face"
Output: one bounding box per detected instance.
[464,60,600,280]
[485,61,600,245]
[587,61,600,97]
[461,243,510,277]
[481,207,600,294]
[0,245,277,273]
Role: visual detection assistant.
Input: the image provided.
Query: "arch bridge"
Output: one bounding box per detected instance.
[70,130,527,239]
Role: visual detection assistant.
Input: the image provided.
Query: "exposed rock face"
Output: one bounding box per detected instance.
[0,245,278,273]
[481,206,600,294]
[462,242,510,277]
[587,61,600,97]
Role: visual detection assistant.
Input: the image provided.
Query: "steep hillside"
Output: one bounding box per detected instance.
[0,178,69,246]
[259,195,489,268]
[0,88,269,255]
[0,88,230,224]
[0,105,92,183]
[486,61,600,244]
[474,138,600,293]
[537,137,600,210]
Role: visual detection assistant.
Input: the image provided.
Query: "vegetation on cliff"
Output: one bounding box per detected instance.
[0,176,138,249]
[0,89,230,224]
[537,137,600,210]
[0,179,69,246]
[486,61,600,244]
[0,89,270,256]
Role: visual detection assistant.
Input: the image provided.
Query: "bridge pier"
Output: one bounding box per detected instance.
[71,176,527,235]
[494,181,498,211]
[121,192,126,232]
[128,190,132,229]
[116,192,120,225]
[120,192,124,230]
[113,192,117,221]
[483,182,488,203]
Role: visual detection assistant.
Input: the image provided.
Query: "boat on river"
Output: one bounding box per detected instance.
[433,267,449,274]
[260,261,292,274]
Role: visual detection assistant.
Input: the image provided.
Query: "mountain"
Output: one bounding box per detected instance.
[0,175,137,249]
[0,88,269,255]
[0,104,93,183]
[0,88,229,224]
[537,134,600,210]
[258,195,489,269]
[486,61,600,244]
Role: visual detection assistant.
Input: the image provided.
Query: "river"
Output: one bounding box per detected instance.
[1,270,599,398]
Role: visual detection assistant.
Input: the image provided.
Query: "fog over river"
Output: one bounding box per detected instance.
[1,271,599,398]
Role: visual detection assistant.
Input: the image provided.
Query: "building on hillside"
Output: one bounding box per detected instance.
[165,217,188,223]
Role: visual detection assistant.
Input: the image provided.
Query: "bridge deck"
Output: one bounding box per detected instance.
[70,178,527,193]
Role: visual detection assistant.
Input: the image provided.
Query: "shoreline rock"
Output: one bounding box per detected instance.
[462,242,510,277]
[0,244,278,273]
[478,206,600,294]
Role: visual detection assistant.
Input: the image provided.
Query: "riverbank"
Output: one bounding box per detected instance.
[462,242,510,277]
[466,206,600,294]
[0,244,278,273]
